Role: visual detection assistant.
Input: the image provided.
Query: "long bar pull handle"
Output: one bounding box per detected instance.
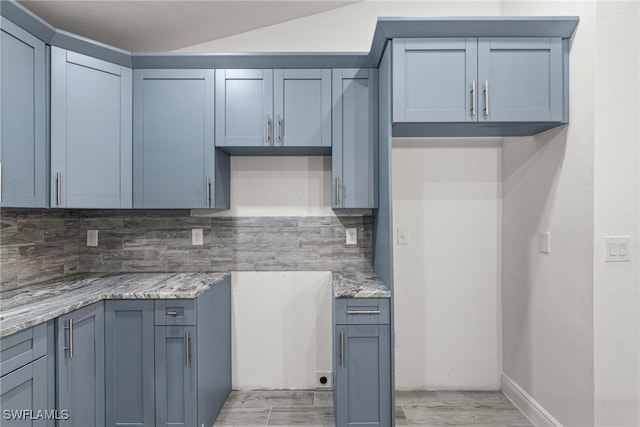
[185,331,191,367]
[56,172,62,206]
[206,176,211,207]
[339,330,344,366]
[276,114,283,146]
[265,114,271,146]
[0,163,3,203]
[346,310,381,315]
[335,177,340,206]
[483,80,489,116]
[64,318,73,358]
[471,80,477,116]
[166,310,178,316]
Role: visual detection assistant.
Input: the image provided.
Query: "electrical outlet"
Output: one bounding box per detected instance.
[397,228,409,245]
[316,371,332,389]
[87,230,98,247]
[192,229,203,246]
[538,231,551,254]
[346,228,357,245]
[605,236,631,262]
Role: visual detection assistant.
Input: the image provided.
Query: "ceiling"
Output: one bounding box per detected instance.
[18,0,360,52]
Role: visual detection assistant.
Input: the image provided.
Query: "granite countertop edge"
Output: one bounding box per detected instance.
[1,270,391,338]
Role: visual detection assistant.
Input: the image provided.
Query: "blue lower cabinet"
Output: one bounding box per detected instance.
[0,356,50,427]
[56,302,105,427]
[334,298,392,427]
[105,300,155,427]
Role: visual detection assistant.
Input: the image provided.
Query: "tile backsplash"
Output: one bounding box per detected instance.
[0,209,80,290]
[1,209,372,291]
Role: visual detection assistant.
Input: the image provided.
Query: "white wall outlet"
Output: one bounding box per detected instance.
[192,229,204,246]
[604,236,631,262]
[87,229,98,247]
[397,228,409,245]
[538,231,551,254]
[316,371,332,389]
[346,228,357,245]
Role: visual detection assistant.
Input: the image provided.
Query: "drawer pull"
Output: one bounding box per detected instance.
[166,310,178,316]
[346,310,380,315]
[339,330,344,366]
[63,318,73,358]
[185,332,191,367]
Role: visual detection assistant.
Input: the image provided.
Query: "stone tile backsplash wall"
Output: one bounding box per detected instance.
[79,210,372,273]
[0,209,80,291]
[1,209,372,290]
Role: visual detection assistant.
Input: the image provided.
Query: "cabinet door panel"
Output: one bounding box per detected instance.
[477,37,563,122]
[0,18,47,208]
[393,38,477,123]
[133,69,214,208]
[274,69,331,147]
[51,47,132,208]
[105,301,154,427]
[215,69,273,147]
[335,324,391,427]
[57,302,105,427]
[0,357,49,427]
[154,326,196,427]
[332,69,377,209]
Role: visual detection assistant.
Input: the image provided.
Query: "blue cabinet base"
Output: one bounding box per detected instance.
[392,121,566,138]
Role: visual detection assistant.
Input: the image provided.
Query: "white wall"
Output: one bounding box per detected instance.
[593,1,640,425]
[501,2,596,426]
[393,139,502,390]
[231,271,333,390]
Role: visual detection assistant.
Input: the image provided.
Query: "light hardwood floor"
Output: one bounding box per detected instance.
[213,390,533,426]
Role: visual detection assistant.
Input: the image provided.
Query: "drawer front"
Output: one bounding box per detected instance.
[154,300,196,325]
[0,322,48,377]
[334,298,390,325]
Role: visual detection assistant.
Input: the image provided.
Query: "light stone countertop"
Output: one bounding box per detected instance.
[1,270,391,338]
[332,271,391,299]
[0,272,229,338]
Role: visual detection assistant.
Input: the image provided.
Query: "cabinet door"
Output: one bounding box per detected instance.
[215,69,273,147]
[57,302,105,427]
[335,324,391,427]
[154,326,196,427]
[51,47,132,208]
[332,69,377,209]
[105,301,154,427]
[133,69,216,208]
[477,38,563,122]
[393,38,477,123]
[273,69,331,147]
[0,18,47,208]
[0,357,50,427]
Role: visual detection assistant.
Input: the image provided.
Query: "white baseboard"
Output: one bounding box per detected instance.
[501,373,564,427]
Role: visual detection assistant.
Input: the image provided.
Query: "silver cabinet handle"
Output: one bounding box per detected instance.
[471,80,477,116]
[276,114,283,146]
[265,114,271,146]
[339,330,344,366]
[56,172,62,206]
[0,163,3,203]
[483,80,489,116]
[166,310,178,316]
[335,177,340,206]
[64,318,73,358]
[185,331,191,367]
[206,176,211,207]
[346,310,381,315]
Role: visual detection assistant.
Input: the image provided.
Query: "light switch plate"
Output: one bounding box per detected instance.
[605,236,631,262]
[538,231,551,254]
[346,228,357,245]
[397,228,409,245]
[87,230,98,247]
[192,229,204,246]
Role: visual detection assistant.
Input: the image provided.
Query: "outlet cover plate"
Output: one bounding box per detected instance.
[192,229,204,246]
[346,228,357,245]
[87,230,98,247]
[316,371,332,389]
[605,236,631,262]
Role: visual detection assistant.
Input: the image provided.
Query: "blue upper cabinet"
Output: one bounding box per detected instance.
[0,18,47,208]
[134,69,230,209]
[215,69,273,148]
[393,38,477,123]
[477,37,563,122]
[273,69,331,148]
[392,36,567,136]
[51,47,132,208]
[215,69,330,152]
[332,69,378,209]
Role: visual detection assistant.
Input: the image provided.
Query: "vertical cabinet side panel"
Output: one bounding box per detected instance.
[0,18,47,208]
